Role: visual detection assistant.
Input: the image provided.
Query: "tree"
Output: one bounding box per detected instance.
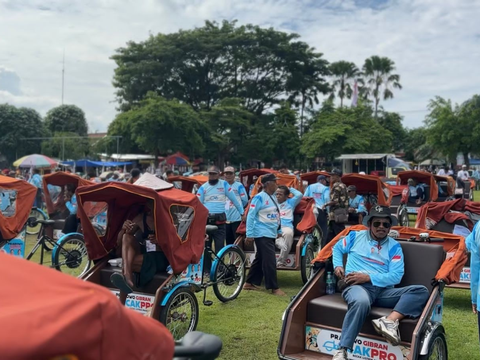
[286,50,330,136]
[41,132,90,160]
[300,102,392,162]
[362,56,402,118]
[328,61,361,107]
[200,98,252,169]
[269,103,300,166]
[44,105,88,136]
[377,110,406,152]
[107,112,143,155]
[425,95,480,166]
[111,20,329,116]
[0,104,46,163]
[120,94,204,166]
[403,127,428,161]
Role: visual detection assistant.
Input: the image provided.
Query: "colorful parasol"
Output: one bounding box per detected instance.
[165,152,190,166]
[13,154,58,169]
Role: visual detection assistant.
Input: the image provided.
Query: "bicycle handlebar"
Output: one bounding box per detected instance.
[173,331,222,360]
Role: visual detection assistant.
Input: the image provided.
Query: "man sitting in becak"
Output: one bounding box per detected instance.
[332,205,429,360]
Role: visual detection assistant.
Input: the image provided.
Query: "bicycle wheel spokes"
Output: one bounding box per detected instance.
[212,248,246,302]
[55,237,91,277]
[164,292,197,339]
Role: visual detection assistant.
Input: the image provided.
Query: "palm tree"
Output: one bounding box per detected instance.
[287,54,330,136]
[362,56,402,118]
[328,61,361,107]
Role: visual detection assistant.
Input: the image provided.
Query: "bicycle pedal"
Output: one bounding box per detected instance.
[203,300,213,306]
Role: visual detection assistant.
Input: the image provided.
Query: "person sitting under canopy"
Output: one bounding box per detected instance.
[407,178,425,205]
[111,200,169,294]
[347,185,367,224]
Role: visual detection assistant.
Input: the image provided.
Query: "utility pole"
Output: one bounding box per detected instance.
[61,49,65,105]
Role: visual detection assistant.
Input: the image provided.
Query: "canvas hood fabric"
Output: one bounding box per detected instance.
[415,198,480,230]
[43,172,93,216]
[169,176,206,193]
[396,170,438,201]
[0,252,174,360]
[250,173,301,197]
[312,225,467,285]
[237,197,317,235]
[239,168,276,191]
[341,174,392,206]
[76,181,208,274]
[0,176,37,239]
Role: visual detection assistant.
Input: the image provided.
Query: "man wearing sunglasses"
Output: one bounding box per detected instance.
[331,205,429,360]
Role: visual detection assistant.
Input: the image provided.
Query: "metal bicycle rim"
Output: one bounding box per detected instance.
[215,251,245,298]
[430,337,447,360]
[57,239,90,277]
[165,292,197,339]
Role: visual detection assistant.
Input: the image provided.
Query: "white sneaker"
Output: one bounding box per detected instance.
[372,316,401,346]
[332,348,348,360]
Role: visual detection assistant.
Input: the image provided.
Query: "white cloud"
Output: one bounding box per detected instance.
[0,0,479,131]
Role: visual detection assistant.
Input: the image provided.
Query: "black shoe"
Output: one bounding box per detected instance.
[110,273,133,294]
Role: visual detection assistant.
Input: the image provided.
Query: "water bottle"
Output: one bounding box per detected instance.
[326,272,335,295]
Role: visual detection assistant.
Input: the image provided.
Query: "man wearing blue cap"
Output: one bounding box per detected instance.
[304,175,330,246]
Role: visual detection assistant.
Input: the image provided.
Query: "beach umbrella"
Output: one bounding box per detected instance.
[13,154,58,169]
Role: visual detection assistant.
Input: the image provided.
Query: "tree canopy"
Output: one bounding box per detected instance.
[111,20,330,116]
[44,105,88,136]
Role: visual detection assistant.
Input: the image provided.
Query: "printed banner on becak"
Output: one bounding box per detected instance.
[111,291,155,314]
[305,326,410,360]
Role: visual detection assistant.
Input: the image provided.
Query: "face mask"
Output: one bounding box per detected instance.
[208,179,219,185]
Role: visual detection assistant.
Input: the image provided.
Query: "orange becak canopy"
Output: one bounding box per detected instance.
[396,170,438,201]
[239,168,276,190]
[250,173,301,197]
[300,171,331,186]
[312,225,467,285]
[433,175,456,197]
[169,176,205,193]
[43,172,93,216]
[76,182,209,274]
[236,197,317,235]
[341,174,392,206]
[415,198,480,230]
[0,252,174,360]
[0,176,36,239]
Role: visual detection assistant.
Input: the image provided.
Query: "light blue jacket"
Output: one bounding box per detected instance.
[29,174,42,189]
[466,222,480,306]
[197,180,244,215]
[333,230,404,288]
[304,183,330,209]
[66,194,77,215]
[349,195,367,214]
[279,188,303,229]
[246,191,281,239]
[225,181,248,222]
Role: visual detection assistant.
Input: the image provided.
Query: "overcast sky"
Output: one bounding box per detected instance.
[0,0,479,132]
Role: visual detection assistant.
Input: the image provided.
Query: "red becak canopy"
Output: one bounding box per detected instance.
[0,252,174,360]
[396,170,438,201]
[239,168,276,190]
[250,173,301,197]
[169,176,205,193]
[0,176,36,239]
[341,173,393,206]
[415,198,480,230]
[236,197,317,235]
[43,172,93,216]
[76,182,209,274]
[433,175,456,197]
[300,171,331,186]
[312,225,468,285]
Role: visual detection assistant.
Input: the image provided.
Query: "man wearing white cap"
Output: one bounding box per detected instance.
[223,166,248,245]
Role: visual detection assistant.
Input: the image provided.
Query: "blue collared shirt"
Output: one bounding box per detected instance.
[466,222,480,306]
[304,183,330,209]
[349,195,367,213]
[333,230,404,288]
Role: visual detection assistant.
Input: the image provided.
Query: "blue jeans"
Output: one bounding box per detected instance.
[339,283,429,349]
